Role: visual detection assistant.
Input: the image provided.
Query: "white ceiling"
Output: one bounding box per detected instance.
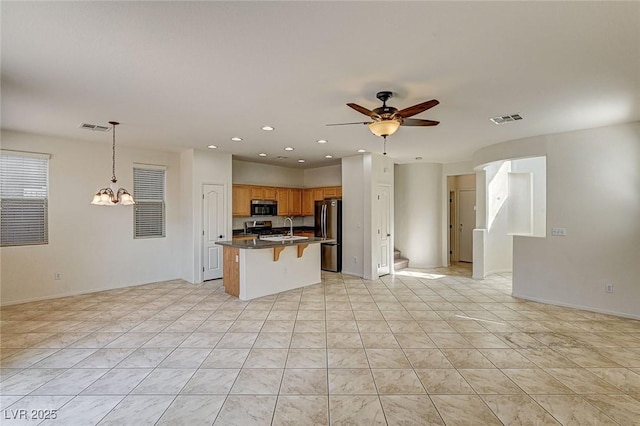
[2,1,639,168]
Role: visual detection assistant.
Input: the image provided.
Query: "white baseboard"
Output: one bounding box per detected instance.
[512,291,640,320]
[0,277,183,307]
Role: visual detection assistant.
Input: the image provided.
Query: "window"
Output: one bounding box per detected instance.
[0,151,49,247]
[133,165,166,238]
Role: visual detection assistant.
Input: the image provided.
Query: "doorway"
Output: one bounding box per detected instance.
[202,184,225,281]
[377,184,391,276]
[447,174,476,264]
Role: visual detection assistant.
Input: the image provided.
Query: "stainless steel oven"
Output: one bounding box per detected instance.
[251,200,277,216]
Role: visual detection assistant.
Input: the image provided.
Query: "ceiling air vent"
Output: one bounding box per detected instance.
[490,114,523,125]
[79,123,111,132]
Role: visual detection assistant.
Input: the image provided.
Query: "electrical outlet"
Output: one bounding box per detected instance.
[605,284,613,293]
[551,227,567,236]
[353,256,358,264]
[54,272,62,280]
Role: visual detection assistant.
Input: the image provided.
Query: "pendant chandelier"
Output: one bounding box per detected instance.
[91,121,135,206]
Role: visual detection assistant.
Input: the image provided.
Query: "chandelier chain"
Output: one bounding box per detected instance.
[111,122,117,182]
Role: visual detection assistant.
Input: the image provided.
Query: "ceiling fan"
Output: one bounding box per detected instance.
[327,91,440,140]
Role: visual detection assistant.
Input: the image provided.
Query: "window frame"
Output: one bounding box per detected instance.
[0,150,50,247]
[133,164,166,239]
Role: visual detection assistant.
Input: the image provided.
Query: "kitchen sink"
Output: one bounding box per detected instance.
[259,235,309,242]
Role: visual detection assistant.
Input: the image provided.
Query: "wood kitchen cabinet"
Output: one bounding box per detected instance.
[263,187,277,200]
[250,186,264,199]
[302,189,314,216]
[232,185,251,216]
[233,184,341,217]
[232,235,256,242]
[323,186,338,198]
[288,189,302,216]
[276,188,289,216]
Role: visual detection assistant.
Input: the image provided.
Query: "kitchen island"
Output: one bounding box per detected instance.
[215,237,333,300]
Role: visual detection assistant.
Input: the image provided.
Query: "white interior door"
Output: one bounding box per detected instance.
[203,184,225,280]
[458,189,475,263]
[377,184,391,276]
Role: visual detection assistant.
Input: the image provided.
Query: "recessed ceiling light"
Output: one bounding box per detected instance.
[207,145,218,149]
[262,126,275,131]
[317,139,328,144]
[325,155,333,159]
[258,153,267,157]
[231,137,242,142]
[284,147,294,151]
[297,159,305,163]
[357,149,366,153]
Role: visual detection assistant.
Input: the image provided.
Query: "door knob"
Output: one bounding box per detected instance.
[218,235,224,239]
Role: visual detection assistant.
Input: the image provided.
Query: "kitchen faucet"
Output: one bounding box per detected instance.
[284,217,294,237]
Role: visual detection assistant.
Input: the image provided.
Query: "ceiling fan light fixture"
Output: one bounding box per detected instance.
[368,120,401,137]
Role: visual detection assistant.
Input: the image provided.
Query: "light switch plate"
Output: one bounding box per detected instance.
[551,227,567,236]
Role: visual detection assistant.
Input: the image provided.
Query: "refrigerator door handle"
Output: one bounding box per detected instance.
[323,204,327,238]
[321,204,325,238]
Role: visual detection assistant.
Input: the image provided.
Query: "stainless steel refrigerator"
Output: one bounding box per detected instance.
[315,199,342,272]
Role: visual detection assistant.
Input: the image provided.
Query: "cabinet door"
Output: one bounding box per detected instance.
[302,189,314,216]
[277,189,289,216]
[232,235,256,242]
[232,185,251,216]
[323,187,338,198]
[313,188,324,201]
[288,189,302,216]
[250,186,264,200]
[263,187,277,200]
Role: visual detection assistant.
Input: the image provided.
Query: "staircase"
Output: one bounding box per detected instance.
[394,248,409,271]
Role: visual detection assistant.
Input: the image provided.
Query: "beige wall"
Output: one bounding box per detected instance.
[395,163,443,268]
[1,130,182,305]
[474,122,640,318]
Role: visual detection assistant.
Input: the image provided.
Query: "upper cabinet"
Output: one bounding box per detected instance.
[250,186,277,201]
[302,189,314,216]
[250,186,263,200]
[232,184,341,217]
[263,187,277,200]
[288,189,302,216]
[276,188,289,216]
[232,185,251,216]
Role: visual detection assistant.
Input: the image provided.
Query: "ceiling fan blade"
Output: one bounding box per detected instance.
[347,103,375,117]
[401,118,440,126]
[397,99,439,119]
[326,121,372,126]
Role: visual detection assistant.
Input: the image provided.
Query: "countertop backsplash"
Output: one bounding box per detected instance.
[232,215,307,230]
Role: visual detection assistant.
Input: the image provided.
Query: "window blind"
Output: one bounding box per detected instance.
[0,151,49,246]
[133,167,165,238]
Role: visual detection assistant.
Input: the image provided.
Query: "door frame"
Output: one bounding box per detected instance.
[449,190,457,263]
[376,183,392,277]
[457,188,476,263]
[201,182,227,282]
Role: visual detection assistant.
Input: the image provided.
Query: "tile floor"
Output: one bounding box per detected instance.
[1,265,640,425]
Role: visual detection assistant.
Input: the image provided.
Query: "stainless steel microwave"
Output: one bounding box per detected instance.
[251,200,277,216]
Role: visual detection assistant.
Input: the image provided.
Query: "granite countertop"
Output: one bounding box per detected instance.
[232,226,315,236]
[216,237,334,249]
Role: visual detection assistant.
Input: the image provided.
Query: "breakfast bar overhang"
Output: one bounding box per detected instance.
[215,237,334,300]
